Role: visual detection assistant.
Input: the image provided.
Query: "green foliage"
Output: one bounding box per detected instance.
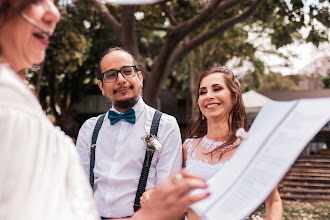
[306,26,329,47]
[258,72,300,91]
[286,74,306,85]
[252,201,330,220]
[321,71,330,89]
[241,71,302,93]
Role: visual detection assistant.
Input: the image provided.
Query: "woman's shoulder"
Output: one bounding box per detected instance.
[183,136,203,149]
[184,136,202,144]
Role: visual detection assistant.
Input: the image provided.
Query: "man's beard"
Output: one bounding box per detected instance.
[111,85,142,110]
[113,96,139,110]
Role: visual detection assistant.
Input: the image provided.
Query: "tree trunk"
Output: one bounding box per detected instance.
[189,54,197,115]
[57,108,79,138]
[143,34,181,107]
[120,6,138,56]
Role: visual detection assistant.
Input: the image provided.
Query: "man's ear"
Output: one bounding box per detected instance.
[138,71,143,83]
[98,80,105,96]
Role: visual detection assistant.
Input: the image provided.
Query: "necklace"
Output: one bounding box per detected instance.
[201,136,239,154]
[201,136,226,152]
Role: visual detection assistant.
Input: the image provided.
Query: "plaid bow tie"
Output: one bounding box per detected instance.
[108,109,136,125]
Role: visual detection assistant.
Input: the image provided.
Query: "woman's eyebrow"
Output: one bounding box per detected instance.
[199,83,224,90]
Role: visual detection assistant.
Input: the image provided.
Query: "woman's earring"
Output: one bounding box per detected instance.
[202,114,205,120]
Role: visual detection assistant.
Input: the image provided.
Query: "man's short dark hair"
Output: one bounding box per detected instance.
[95,47,140,81]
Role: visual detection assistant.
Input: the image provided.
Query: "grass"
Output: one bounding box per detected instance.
[249,201,330,220]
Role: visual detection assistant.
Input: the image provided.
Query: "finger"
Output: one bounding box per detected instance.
[173,177,208,198]
[183,191,210,207]
[140,199,145,207]
[140,195,149,204]
[154,170,207,201]
[173,170,207,188]
[168,170,206,186]
[172,191,209,213]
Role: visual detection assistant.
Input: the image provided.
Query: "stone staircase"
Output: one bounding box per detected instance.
[279,154,330,201]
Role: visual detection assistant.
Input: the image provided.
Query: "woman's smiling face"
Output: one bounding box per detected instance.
[0,0,60,71]
[198,72,234,121]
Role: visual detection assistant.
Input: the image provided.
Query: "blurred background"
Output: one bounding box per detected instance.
[26,0,329,145]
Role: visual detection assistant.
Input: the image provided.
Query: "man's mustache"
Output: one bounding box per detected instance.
[113,85,134,94]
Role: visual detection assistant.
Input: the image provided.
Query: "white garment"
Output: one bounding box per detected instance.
[0,64,99,220]
[76,98,182,218]
[185,136,234,181]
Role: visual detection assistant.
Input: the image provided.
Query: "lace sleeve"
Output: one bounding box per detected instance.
[184,138,200,160]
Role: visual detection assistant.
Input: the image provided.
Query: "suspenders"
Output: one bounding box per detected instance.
[89,113,106,190]
[89,110,162,210]
[134,110,162,211]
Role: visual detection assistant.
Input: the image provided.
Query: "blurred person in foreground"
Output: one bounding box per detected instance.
[0,1,208,220]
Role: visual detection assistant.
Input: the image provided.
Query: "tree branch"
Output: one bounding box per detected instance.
[211,0,247,19]
[159,2,177,25]
[173,0,224,38]
[167,0,244,47]
[167,0,265,74]
[136,20,169,31]
[89,0,122,35]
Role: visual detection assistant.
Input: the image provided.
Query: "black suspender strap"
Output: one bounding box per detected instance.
[134,110,162,211]
[89,113,106,189]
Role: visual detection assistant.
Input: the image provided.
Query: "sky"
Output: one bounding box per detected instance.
[227,38,329,78]
[259,0,329,75]
[258,41,330,76]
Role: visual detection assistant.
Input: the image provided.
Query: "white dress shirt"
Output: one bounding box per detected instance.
[76,98,183,218]
[0,64,99,220]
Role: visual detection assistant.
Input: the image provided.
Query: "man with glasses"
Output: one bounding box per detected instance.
[76,47,182,219]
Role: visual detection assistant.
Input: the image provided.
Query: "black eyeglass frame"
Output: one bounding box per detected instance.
[101,65,138,83]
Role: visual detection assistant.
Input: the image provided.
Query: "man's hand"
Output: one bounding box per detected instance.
[133,169,209,220]
[140,187,156,208]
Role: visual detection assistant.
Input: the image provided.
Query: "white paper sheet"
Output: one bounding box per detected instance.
[191,98,330,220]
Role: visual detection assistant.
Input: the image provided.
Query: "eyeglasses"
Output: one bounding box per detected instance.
[101,66,137,83]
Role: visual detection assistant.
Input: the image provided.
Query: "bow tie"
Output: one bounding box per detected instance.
[108,109,136,125]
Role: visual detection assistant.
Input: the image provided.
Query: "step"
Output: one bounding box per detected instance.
[293,164,330,169]
[300,155,330,159]
[279,181,330,188]
[296,158,330,163]
[283,176,330,182]
[294,161,330,165]
[279,187,330,194]
[280,194,330,201]
[289,168,330,174]
[288,172,330,177]
[279,155,330,202]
